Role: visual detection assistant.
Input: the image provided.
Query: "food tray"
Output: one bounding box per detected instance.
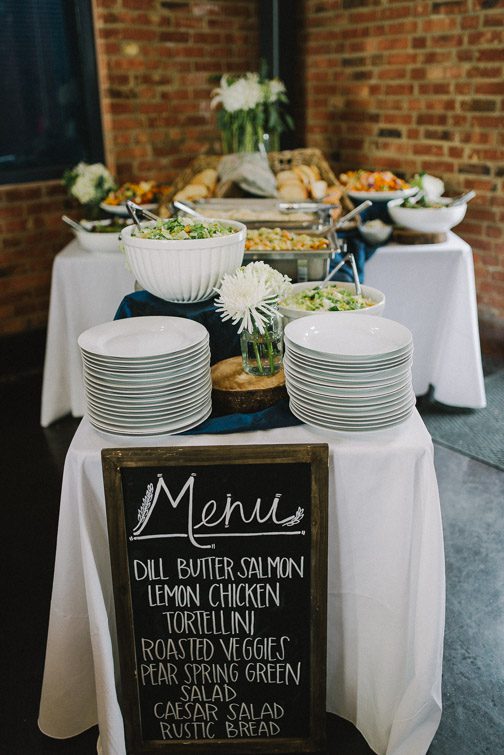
[243,225,338,282]
[176,198,334,229]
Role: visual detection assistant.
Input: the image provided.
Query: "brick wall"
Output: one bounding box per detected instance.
[302,0,504,338]
[0,0,259,337]
[94,0,260,183]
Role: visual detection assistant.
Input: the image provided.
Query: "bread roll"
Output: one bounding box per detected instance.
[191,168,218,191]
[310,180,328,200]
[323,184,343,203]
[278,182,309,201]
[276,170,298,185]
[293,164,321,186]
[174,184,208,202]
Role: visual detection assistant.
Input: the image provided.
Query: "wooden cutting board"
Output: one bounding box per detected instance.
[392,228,447,245]
[211,356,287,414]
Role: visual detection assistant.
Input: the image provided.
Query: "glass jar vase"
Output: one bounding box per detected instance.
[240,311,283,377]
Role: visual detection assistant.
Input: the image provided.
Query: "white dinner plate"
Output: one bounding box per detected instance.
[100,202,157,217]
[285,341,413,368]
[83,369,211,397]
[290,397,415,423]
[285,349,411,375]
[82,350,210,380]
[80,340,210,369]
[284,314,413,361]
[289,392,416,421]
[83,377,212,405]
[347,187,417,202]
[78,316,209,358]
[284,374,412,400]
[289,401,415,433]
[283,357,411,386]
[83,358,210,387]
[89,403,212,437]
[87,390,212,423]
[287,382,413,410]
[86,379,212,410]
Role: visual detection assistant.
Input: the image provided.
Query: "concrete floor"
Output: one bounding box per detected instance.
[1,375,503,754]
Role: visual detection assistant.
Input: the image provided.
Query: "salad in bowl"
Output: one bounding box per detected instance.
[279,281,385,324]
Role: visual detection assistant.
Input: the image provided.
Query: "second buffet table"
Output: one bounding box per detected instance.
[40,232,486,427]
[39,411,445,755]
[40,241,135,427]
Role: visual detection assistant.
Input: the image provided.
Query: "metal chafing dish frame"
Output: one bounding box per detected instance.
[170,198,370,282]
[243,224,341,282]
[171,198,337,231]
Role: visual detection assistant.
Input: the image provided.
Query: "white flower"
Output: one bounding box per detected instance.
[71,173,97,204]
[211,72,265,113]
[66,162,116,205]
[265,78,286,103]
[214,262,292,334]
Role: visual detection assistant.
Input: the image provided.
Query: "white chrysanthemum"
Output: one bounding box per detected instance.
[243,261,292,300]
[214,262,292,334]
[210,73,263,113]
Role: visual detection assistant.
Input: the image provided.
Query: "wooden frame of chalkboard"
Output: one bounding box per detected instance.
[102,443,328,754]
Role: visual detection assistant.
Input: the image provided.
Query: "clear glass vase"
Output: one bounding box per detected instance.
[240,311,283,377]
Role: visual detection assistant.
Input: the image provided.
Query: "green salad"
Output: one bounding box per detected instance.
[134,217,236,240]
[90,221,128,233]
[402,196,444,209]
[281,285,374,312]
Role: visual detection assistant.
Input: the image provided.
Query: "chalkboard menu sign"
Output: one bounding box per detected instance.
[102,444,328,754]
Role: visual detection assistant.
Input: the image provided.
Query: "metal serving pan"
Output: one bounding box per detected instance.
[173,198,336,230]
[243,225,339,282]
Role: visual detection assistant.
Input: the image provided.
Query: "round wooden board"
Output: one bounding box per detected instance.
[392,228,447,245]
[211,356,287,414]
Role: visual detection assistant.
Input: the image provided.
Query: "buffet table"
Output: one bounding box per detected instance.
[40,232,485,427]
[39,412,444,755]
[365,232,486,408]
[40,241,135,426]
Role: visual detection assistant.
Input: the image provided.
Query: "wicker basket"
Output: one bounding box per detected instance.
[163,148,343,205]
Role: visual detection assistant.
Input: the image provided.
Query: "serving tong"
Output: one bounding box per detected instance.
[125,199,163,230]
[319,241,362,296]
[127,199,366,296]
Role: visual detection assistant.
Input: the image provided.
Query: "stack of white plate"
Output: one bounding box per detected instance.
[78,316,212,436]
[284,313,415,432]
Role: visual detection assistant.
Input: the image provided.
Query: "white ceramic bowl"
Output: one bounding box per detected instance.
[358,220,393,246]
[387,196,467,232]
[279,281,385,325]
[120,220,246,303]
[73,219,128,254]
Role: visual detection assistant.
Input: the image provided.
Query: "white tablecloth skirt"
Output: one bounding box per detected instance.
[39,413,445,755]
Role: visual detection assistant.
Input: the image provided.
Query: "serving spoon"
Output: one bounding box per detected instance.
[62,215,89,233]
[333,199,372,229]
[447,190,476,207]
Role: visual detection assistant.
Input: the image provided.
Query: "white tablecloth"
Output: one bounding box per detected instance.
[39,413,445,755]
[40,233,485,427]
[365,232,485,408]
[40,241,135,426]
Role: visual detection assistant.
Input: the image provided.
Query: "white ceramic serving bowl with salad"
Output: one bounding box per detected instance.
[387,196,467,232]
[279,281,385,325]
[120,217,246,303]
[72,219,130,254]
